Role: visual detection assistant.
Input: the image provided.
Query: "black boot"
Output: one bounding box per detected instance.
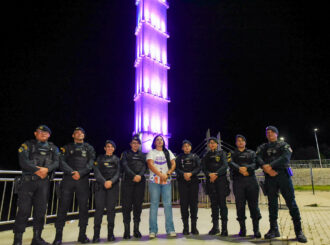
[108,226,115,242]
[238,220,246,237]
[208,220,220,235]
[133,222,142,238]
[123,223,131,239]
[264,220,280,239]
[182,219,189,235]
[252,219,261,238]
[31,230,50,245]
[293,221,307,243]
[220,220,228,237]
[92,227,100,243]
[191,220,199,235]
[77,227,90,244]
[52,229,62,245]
[13,233,22,245]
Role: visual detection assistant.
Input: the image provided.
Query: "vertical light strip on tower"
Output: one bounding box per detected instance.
[134,0,170,152]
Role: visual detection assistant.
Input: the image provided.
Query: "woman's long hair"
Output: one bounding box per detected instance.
[151,134,166,150]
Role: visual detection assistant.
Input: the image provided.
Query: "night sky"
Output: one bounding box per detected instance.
[1,0,329,169]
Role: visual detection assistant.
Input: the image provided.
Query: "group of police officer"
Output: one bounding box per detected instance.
[13,125,307,244]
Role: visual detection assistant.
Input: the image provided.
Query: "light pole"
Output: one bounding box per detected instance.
[314,128,323,168]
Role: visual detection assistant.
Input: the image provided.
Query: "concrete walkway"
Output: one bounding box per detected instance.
[1,191,329,245]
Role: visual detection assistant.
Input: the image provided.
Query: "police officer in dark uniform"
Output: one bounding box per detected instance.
[13,125,59,245]
[53,127,95,245]
[202,137,229,236]
[175,140,201,235]
[256,126,307,243]
[121,134,146,239]
[228,135,261,238]
[92,140,120,242]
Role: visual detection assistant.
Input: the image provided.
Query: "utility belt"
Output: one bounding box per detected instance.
[13,174,51,194]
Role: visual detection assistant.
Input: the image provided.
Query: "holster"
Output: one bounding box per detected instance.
[13,176,22,194]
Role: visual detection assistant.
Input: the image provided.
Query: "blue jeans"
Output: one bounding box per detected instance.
[149,182,175,234]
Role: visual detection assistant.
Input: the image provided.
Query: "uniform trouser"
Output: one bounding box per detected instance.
[206,177,229,222]
[121,178,145,224]
[14,178,50,233]
[94,183,119,228]
[55,176,90,229]
[233,176,261,221]
[265,171,301,222]
[178,178,199,222]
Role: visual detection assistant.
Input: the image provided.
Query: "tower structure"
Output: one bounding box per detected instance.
[134,0,170,152]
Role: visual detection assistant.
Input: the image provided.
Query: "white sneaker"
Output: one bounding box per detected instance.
[168,231,177,237]
[149,232,156,239]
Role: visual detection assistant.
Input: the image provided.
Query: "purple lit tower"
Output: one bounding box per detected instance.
[134,0,170,152]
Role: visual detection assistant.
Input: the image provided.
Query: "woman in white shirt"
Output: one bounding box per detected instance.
[146,135,176,238]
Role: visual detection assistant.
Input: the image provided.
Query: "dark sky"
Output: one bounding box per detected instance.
[1,0,329,169]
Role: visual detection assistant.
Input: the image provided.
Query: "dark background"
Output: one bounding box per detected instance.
[1,0,329,169]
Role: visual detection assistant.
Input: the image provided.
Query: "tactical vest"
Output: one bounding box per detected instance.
[125,150,145,174]
[98,155,119,180]
[261,142,289,169]
[180,153,196,172]
[231,149,255,178]
[66,143,89,171]
[28,140,55,169]
[205,150,225,173]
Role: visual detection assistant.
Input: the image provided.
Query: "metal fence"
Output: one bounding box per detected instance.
[290,159,330,169]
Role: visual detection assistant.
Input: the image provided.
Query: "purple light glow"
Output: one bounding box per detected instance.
[134,0,170,152]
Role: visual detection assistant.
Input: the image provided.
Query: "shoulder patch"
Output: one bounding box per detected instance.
[94,161,98,166]
[60,147,66,153]
[22,143,28,150]
[284,144,293,152]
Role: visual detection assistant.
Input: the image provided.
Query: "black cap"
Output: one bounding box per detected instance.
[105,140,116,149]
[73,127,85,134]
[131,134,141,144]
[182,139,192,146]
[236,134,246,142]
[266,126,279,135]
[207,137,219,144]
[36,125,51,134]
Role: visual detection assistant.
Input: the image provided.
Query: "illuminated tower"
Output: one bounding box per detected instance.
[134,0,170,152]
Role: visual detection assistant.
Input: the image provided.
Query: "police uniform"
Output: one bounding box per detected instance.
[93,152,120,242]
[175,149,201,235]
[228,147,261,237]
[202,146,229,236]
[121,148,146,239]
[256,126,307,243]
[14,126,59,245]
[53,139,95,244]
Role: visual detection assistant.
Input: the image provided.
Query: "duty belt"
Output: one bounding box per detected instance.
[22,175,50,181]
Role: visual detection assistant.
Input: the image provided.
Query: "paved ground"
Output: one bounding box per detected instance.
[1,191,329,245]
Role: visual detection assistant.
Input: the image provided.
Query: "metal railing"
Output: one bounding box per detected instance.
[290,159,330,168]
[0,170,267,228]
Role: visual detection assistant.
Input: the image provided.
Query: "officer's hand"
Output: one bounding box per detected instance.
[209,173,218,183]
[242,171,249,176]
[133,175,141,182]
[72,171,80,180]
[239,167,247,175]
[104,181,112,189]
[34,168,44,178]
[262,164,272,174]
[184,173,192,181]
[268,170,278,177]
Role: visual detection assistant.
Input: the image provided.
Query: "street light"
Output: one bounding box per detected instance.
[280,137,285,141]
[314,128,323,168]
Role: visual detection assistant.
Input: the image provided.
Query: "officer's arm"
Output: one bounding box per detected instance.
[110,158,120,184]
[174,156,184,176]
[78,145,95,177]
[269,144,292,169]
[245,151,257,171]
[121,152,136,178]
[59,147,74,175]
[216,151,228,176]
[93,160,106,184]
[191,155,201,176]
[138,154,147,176]
[47,147,60,172]
[228,152,240,170]
[18,143,39,173]
[256,146,266,167]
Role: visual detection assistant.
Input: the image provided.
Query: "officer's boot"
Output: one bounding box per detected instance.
[252,219,261,238]
[182,219,189,235]
[191,220,199,235]
[133,222,142,238]
[220,220,228,237]
[107,225,115,242]
[293,221,307,243]
[123,223,131,239]
[31,230,50,245]
[77,226,90,244]
[13,233,23,245]
[238,220,246,237]
[208,220,220,235]
[264,220,280,239]
[92,226,101,243]
[52,229,63,245]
